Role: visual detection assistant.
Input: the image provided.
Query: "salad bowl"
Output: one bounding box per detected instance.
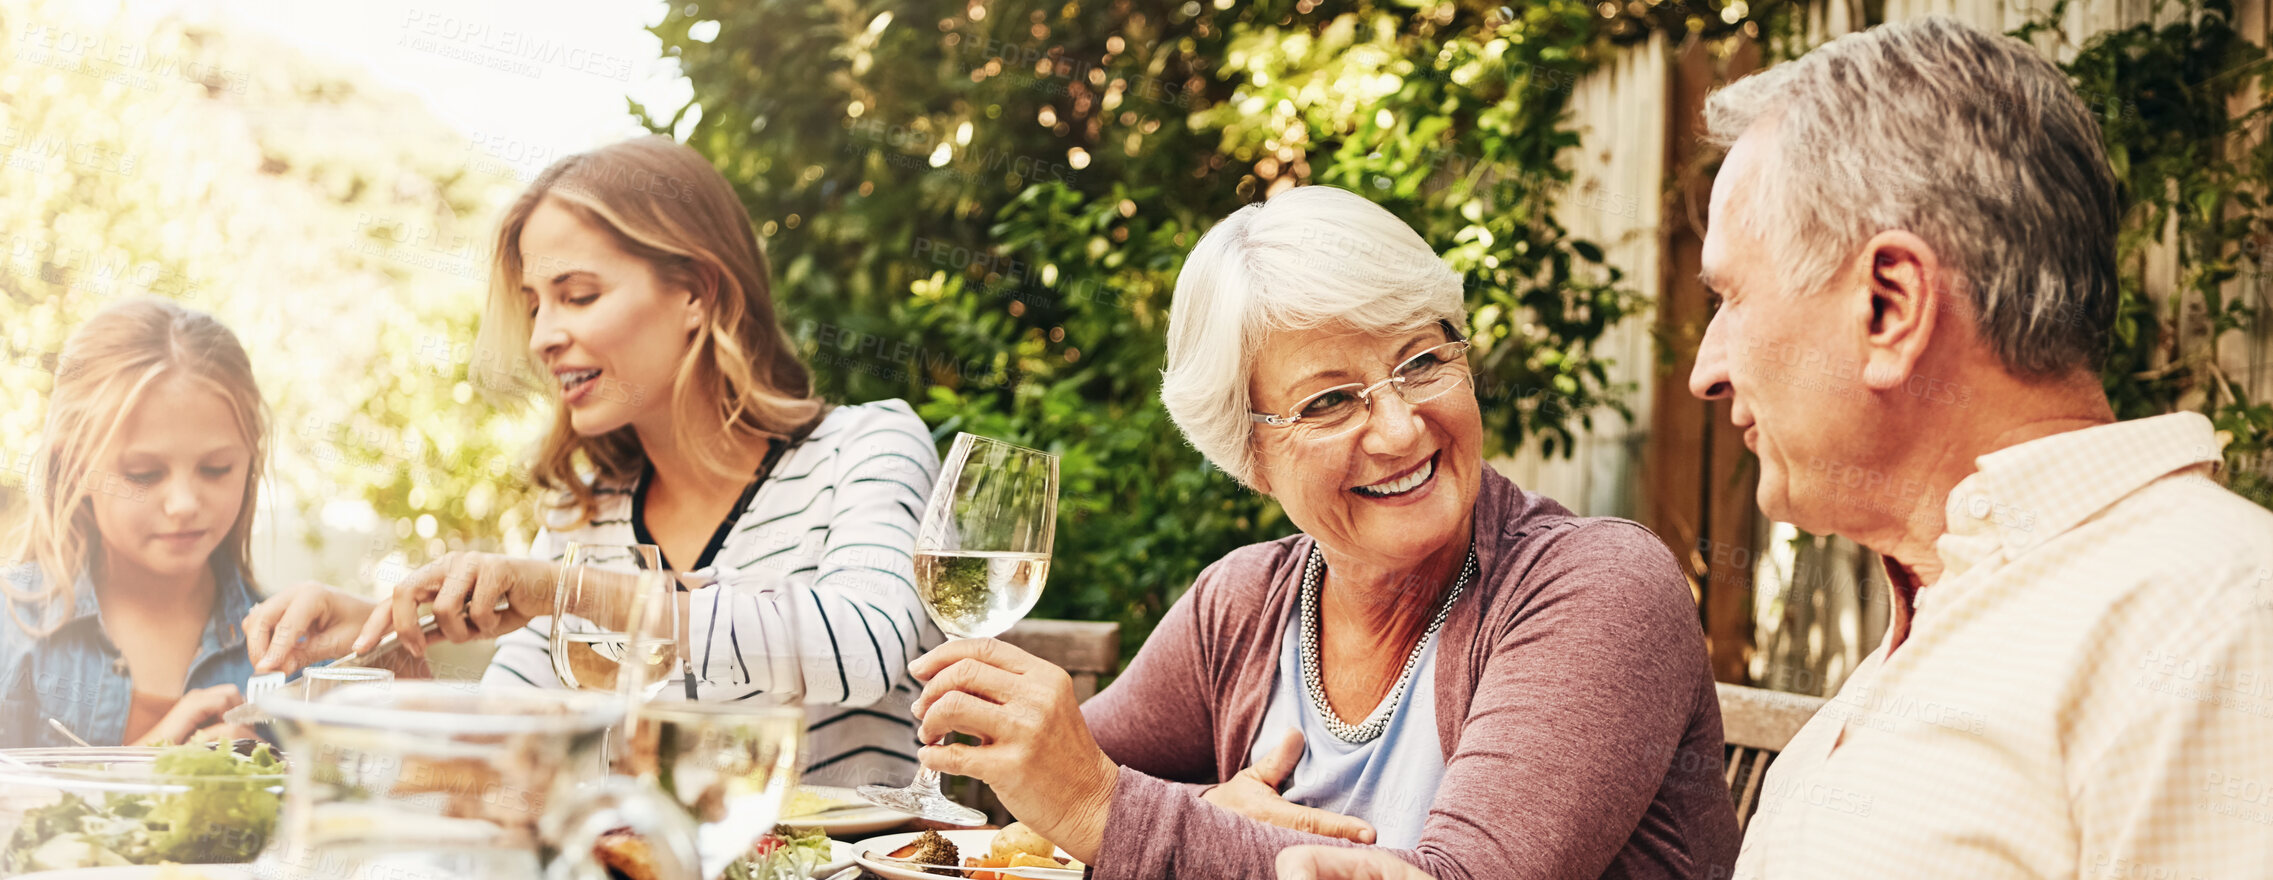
[0,744,285,876]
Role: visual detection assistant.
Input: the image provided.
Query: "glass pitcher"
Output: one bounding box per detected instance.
[255,681,696,880]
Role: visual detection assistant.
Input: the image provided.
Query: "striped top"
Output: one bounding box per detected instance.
[484,399,945,787]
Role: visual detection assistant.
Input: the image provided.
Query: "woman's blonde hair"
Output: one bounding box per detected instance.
[5,299,268,635]
[478,136,824,525]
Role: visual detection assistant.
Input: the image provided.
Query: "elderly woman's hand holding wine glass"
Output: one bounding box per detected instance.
[905,636,1121,862]
[856,433,1061,826]
[905,650,1379,863]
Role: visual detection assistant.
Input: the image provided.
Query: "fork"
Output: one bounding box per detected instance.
[245,670,290,701]
[45,718,93,747]
[219,671,292,727]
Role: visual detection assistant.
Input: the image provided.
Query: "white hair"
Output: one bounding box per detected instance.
[1160,185,1464,488]
[1703,15,2119,376]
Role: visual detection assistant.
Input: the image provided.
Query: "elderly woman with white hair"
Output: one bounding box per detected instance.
[902,186,1739,880]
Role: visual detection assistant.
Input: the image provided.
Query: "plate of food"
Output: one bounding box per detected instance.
[852,824,1085,880]
[811,840,856,877]
[730,825,857,880]
[778,785,920,837]
[598,823,854,880]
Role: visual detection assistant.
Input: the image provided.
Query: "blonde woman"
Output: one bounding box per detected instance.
[246,136,942,787]
[2,299,270,748]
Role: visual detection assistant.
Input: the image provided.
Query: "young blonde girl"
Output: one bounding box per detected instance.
[2,298,269,747]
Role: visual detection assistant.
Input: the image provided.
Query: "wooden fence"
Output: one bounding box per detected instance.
[1492,0,2270,692]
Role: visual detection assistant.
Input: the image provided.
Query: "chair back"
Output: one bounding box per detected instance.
[998,619,1122,701]
[1715,682,1827,834]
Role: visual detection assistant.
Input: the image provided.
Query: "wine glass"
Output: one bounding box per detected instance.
[621,586,810,880]
[858,433,1059,825]
[549,542,680,699]
[302,666,393,701]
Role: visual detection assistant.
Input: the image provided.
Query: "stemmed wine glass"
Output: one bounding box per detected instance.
[620,584,811,880]
[549,542,680,699]
[858,433,1059,825]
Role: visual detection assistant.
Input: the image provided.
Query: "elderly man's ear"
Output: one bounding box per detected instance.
[1852,230,1945,392]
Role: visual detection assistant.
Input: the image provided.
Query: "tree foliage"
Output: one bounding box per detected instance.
[2014,0,2273,507]
[0,0,544,587]
[647,0,1642,645]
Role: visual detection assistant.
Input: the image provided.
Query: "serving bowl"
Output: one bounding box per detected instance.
[0,746,286,876]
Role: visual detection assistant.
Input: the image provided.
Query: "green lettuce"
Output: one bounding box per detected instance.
[724,824,833,880]
[1,743,284,872]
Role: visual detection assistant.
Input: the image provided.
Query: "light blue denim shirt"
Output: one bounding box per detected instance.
[1,560,258,747]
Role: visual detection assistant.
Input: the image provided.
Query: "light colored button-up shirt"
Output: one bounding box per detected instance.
[1735,412,2273,879]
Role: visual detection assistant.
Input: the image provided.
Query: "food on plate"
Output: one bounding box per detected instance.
[725,824,832,880]
[953,824,1083,879]
[961,852,1083,880]
[593,827,662,880]
[910,829,960,868]
[964,854,1008,879]
[596,823,830,880]
[882,830,961,875]
[0,742,284,873]
[989,822,1055,862]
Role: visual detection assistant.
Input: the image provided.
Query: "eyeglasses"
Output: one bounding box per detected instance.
[1249,338,1474,441]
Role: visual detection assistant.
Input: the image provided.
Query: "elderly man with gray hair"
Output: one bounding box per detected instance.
[1280,14,2273,880]
[1688,16,2273,878]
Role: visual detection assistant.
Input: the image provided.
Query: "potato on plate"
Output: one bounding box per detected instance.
[989,822,1056,862]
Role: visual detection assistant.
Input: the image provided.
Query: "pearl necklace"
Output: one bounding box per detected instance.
[1297,541,1477,744]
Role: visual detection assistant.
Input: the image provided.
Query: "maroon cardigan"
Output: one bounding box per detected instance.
[1080,468,1739,879]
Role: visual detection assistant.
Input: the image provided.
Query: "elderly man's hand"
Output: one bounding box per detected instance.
[1276,846,1435,880]
[1205,729,1376,844]
[908,638,1120,864]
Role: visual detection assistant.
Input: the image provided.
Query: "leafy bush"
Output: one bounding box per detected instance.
[648,0,1640,647]
[0,0,544,582]
[2019,0,2273,508]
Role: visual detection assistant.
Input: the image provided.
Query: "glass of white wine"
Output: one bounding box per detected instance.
[621,586,809,880]
[858,432,1058,825]
[550,542,680,699]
